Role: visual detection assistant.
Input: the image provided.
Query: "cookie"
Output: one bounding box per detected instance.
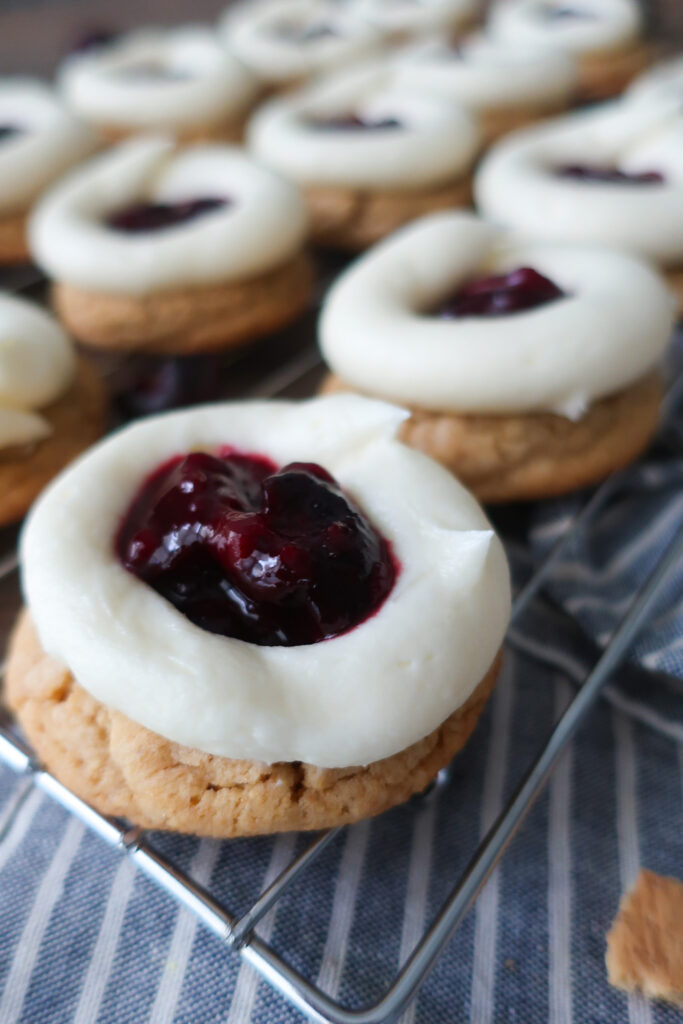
[476,96,683,276]
[57,26,259,143]
[606,869,683,1007]
[0,357,107,526]
[248,62,480,250]
[322,372,661,503]
[0,79,95,265]
[391,34,577,146]
[52,251,314,355]
[7,612,502,836]
[30,138,312,356]
[305,176,472,251]
[576,41,654,101]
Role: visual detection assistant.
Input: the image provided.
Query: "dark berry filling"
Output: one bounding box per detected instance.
[556,164,665,185]
[275,20,338,42]
[116,451,397,647]
[106,197,229,233]
[433,266,566,318]
[114,61,192,81]
[540,4,597,19]
[0,125,22,142]
[306,113,402,131]
[69,27,119,54]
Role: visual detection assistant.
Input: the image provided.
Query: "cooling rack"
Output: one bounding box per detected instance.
[0,267,681,1024]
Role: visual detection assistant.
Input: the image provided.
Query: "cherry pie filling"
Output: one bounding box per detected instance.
[105,197,229,233]
[556,165,665,185]
[116,451,397,646]
[433,266,566,318]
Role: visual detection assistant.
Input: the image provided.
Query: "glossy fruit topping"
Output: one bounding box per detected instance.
[275,20,338,42]
[556,164,665,185]
[540,4,597,19]
[306,113,402,131]
[116,451,397,646]
[106,197,229,233]
[0,125,22,142]
[434,266,566,318]
[69,28,119,54]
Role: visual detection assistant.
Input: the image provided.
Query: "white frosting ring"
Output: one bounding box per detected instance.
[0,292,75,450]
[627,55,683,107]
[29,137,309,295]
[0,78,95,216]
[347,0,479,36]
[219,0,383,84]
[475,98,683,267]
[248,63,479,189]
[392,33,577,111]
[58,26,258,132]
[319,212,675,417]
[487,0,642,55]
[22,394,510,769]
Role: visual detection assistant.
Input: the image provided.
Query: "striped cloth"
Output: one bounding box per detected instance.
[1,346,682,1023]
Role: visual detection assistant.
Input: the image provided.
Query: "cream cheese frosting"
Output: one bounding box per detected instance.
[21,394,510,769]
[28,136,309,295]
[220,0,383,85]
[319,212,675,417]
[248,62,479,189]
[0,78,95,217]
[627,55,683,106]
[391,32,577,111]
[58,26,259,134]
[487,0,642,55]
[347,0,479,37]
[0,292,75,450]
[475,97,683,267]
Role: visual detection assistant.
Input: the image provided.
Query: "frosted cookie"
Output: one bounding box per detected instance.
[475,97,683,313]
[347,0,480,40]
[248,63,480,249]
[392,33,577,142]
[58,25,259,144]
[0,79,95,264]
[487,0,652,101]
[219,0,383,90]
[6,395,510,835]
[0,292,106,525]
[319,212,674,502]
[29,137,313,355]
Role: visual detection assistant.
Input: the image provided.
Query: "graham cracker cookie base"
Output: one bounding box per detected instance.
[478,102,570,145]
[320,372,661,503]
[606,869,683,1007]
[0,357,107,527]
[305,175,473,251]
[5,611,502,836]
[665,265,683,318]
[577,41,654,101]
[96,108,253,145]
[0,209,29,265]
[52,251,314,355]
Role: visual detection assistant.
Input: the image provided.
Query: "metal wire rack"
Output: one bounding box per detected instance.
[0,268,681,1024]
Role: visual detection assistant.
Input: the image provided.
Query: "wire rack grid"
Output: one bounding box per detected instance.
[0,271,681,1024]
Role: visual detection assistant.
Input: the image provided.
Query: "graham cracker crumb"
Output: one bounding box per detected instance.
[606,869,683,1007]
